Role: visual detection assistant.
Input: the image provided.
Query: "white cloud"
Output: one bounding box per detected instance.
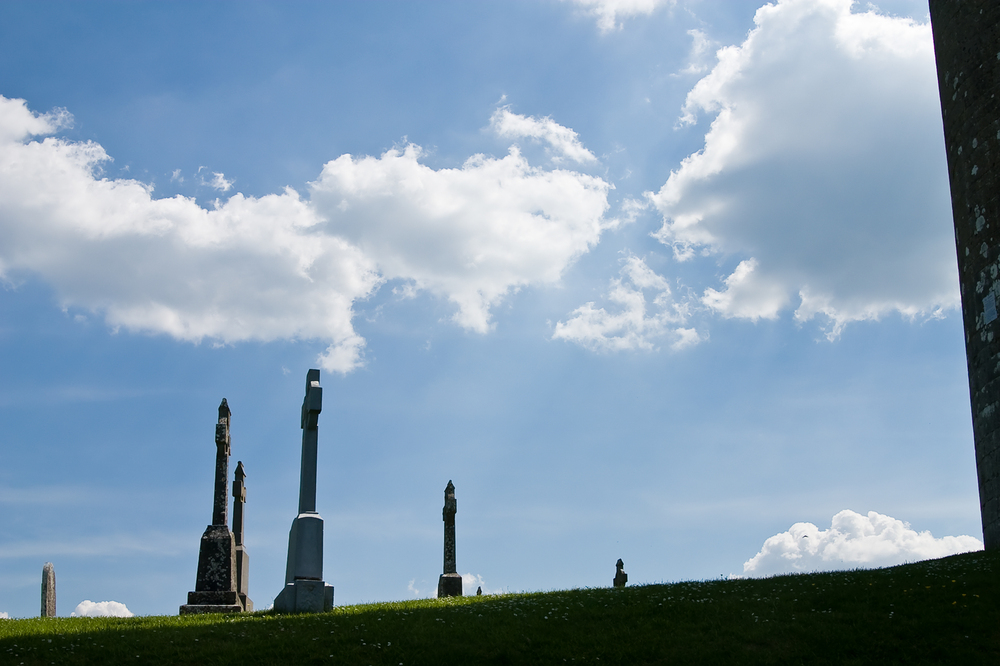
[649,0,956,336]
[567,0,673,33]
[0,612,8,619]
[0,96,613,369]
[680,29,717,75]
[170,169,184,183]
[554,254,701,351]
[490,108,597,164]
[742,510,983,577]
[462,572,501,595]
[310,143,614,333]
[208,172,232,192]
[71,600,133,617]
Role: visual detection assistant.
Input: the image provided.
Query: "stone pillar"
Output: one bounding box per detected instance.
[613,559,627,588]
[232,461,252,612]
[273,370,334,613]
[40,562,55,617]
[437,480,462,597]
[180,399,243,614]
[929,2,1000,549]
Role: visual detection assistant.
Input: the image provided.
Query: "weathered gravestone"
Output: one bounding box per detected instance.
[613,559,627,588]
[232,461,252,611]
[273,370,334,613]
[180,399,246,614]
[437,480,462,598]
[40,562,55,617]
[929,1,1000,550]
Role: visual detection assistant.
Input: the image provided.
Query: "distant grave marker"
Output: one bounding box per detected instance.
[437,480,463,598]
[613,559,627,588]
[41,562,55,617]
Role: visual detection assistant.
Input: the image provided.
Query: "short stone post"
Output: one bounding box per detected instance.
[41,562,55,617]
[613,559,628,588]
[273,369,334,613]
[437,480,462,597]
[180,399,243,614]
[232,461,253,611]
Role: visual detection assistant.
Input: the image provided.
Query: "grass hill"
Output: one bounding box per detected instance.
[1,549,997,665]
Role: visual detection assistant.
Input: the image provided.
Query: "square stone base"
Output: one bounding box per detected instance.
[179,590,246,615]
[179,603,243,615]
[438,573,463,598]
[273,580,334,613]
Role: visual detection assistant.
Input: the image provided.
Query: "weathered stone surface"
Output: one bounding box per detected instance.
[274,370,334,613]
[41,562,55,618]
[437,480,462,598]
[613,559,627,588]
[181,399,245,615]
[929,2,1000,549]
[232,460,252,611]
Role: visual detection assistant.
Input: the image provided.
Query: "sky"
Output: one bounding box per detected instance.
[0,0,985,617]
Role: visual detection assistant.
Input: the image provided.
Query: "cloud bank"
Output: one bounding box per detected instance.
[0,95,612,371]
[71,600,133,617]
[649,0,956,337]
[742,510,983,577]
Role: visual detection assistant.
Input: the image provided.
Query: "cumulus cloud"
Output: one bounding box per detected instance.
[567,0,673,33]
[0,612,8,619]
[490,108,597,164]
[742,510,983,577]
[71,600,133,617]
[554,254,701,351]
[649,0,956,336]
[310,143,613,333]
[0,96,613,368]
[462,572,501,595]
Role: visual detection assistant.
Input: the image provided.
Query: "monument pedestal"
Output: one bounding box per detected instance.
[273,580,334,613]
[273,512,333,612]
[180,524,244,614]
[437,573,462,598]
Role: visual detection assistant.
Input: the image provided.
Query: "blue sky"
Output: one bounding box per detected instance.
[0,0,984,617]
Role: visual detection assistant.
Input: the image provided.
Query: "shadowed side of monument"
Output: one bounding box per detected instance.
[273,369,334,613]
[180,399,247,614]
[929,2,1000,549]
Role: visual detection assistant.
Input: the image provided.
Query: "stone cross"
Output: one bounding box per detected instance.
[180,399,243,614]
[613,558,628,588]
[41,562,55,617]
[437,480,463,597]
[929,2,1000,550]
[274,369,334,613]
[232,461,252,611]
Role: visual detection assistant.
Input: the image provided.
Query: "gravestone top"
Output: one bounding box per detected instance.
[613,559,628,588]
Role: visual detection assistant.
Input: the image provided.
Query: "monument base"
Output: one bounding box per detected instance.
[179,590,243,615]
[437,573,463,598]
[273,580,334,613]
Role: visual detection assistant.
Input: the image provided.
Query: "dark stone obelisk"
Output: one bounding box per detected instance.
[274,369,334,613]
[180,399,243,614]
[437,480,462,597]
[40,562,55,617]
[613,559,628,588]
[929,2,1000,549]
[232,461,252,612]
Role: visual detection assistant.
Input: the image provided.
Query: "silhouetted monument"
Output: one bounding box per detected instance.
[930,3,1000,549]
[274,369,334,613]
[437,480,462,598]
[41,562,55,617]
[232,461,252,611]
[613,559,627,588]
[180,399,245,614]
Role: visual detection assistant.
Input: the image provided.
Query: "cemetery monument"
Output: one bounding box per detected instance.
[437,480,463,597]
[273,369,334,613]
[232,460,252,611]
[41,562,55,617]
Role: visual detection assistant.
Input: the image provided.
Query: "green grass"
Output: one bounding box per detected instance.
[2,549,997,665]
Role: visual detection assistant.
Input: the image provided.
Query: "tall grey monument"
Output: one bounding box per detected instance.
[929,2,1000,549]
[273,369,334,613]
[41,562,55,617]
[180,399,246,614]
[437,480,462,598]
[232,461,252,611]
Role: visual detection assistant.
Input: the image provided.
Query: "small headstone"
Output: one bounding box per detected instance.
[613,558,628,588]
[476,586,482,596]
[41,562,55,617]
[437,480,462,598]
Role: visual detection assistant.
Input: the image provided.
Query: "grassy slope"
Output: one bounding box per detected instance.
[1,549,997,665]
